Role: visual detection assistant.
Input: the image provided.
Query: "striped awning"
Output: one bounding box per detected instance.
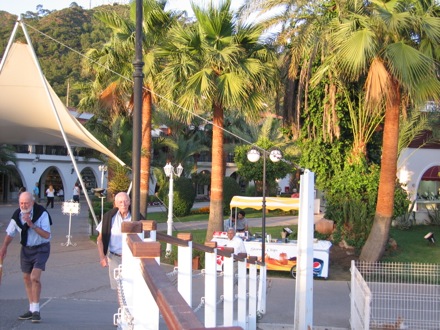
[230,196,300,211]
[422,166,440,181]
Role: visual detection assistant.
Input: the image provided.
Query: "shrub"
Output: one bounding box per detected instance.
[88,198,114,226]
[223,177,241,215]
[245,184,256,196]
[191,206,210,214]
[427,206,440,225]
[324,163,378,249]
[163,177,195,217]
[393,183,411,219]
[107,164,130,196]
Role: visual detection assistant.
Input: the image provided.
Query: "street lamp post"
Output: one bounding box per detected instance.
[98,165,107,221]
[247,147,283,265]
[163,163,184,256]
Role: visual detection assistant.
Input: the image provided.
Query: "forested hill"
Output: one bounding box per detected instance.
[0,3,129,107]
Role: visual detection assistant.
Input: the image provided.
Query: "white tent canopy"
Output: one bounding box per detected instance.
[0,20,126,226]
[0,42,124,166]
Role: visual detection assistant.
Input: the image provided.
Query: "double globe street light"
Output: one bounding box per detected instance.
[247,147,283,266]
[163,163,184,256]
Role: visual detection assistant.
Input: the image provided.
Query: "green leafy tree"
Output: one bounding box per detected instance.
[234,116,293,195]
[321,0,440,261]
[81,0,178,216]
[0,144,17,174]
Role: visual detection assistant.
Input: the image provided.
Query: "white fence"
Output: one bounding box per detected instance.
[114,222,262,329]
[351,260,440,329]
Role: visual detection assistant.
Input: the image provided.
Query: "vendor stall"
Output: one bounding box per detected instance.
[213,196,332,278]
[244,239,331,278]
[230,195,320,215]
[212,233,331,279]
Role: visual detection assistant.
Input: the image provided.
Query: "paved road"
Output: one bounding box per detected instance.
[0,201,350,329]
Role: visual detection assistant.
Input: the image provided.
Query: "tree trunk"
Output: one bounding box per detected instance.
[360,81,400,262]
[140,90,152,217]
[205,104,224,242]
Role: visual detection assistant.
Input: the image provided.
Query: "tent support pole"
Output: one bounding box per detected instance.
[0,19,20,72]
[19,20,99,226]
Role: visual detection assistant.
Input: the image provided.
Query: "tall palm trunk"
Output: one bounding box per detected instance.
[206,104,224,242]
[360,80,400,262]
[140,90,152,217]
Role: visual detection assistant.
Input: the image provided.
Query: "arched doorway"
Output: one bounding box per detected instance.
[194,170,211,198]
[41,167,63,202]
[80,167,98,195]
[417,165,440,200]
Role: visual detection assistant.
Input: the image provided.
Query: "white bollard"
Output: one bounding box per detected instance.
[204,249,217,327]
[223,255,234,326]
[178,242,193,306]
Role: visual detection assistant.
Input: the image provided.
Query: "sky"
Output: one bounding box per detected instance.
[0,0,245,17]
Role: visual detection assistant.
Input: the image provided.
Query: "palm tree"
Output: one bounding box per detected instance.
[81,0,178,216]
[240,0,342,141]
[322,0,440,261]
[156,0,278,241]
[0,144,16,174]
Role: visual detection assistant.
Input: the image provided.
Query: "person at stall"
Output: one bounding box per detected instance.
[236,210,248,233]
[224,214,236,231]
[225,228,246,255]
[225,228,246,285]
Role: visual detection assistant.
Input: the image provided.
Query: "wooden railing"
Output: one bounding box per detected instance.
[118,220,263,329]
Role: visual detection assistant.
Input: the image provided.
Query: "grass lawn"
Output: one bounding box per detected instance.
[383,225,440,263]
[148,208,297,223]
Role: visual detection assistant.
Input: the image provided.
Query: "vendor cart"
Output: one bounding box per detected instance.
[221,196,332,279]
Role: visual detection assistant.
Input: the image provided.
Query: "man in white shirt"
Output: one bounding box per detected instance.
[225,228,246,255]
[96,192,131,290]
[0,192,51,323]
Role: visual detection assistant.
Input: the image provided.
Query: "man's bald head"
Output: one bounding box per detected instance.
[19,191,34,213]
[114,192,130,217]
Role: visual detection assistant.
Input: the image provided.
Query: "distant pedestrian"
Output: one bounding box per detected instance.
[32,183,39,202]
[45,185,55,209]
[72,183,80,202]
[57,187,64,202]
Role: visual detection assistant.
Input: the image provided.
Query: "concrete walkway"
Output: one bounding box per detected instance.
[0,200,350,329]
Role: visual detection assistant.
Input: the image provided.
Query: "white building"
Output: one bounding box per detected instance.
[397,131,440,221]
[1,144,106,203]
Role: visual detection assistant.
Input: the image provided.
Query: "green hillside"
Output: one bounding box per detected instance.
[0,3,130,107]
